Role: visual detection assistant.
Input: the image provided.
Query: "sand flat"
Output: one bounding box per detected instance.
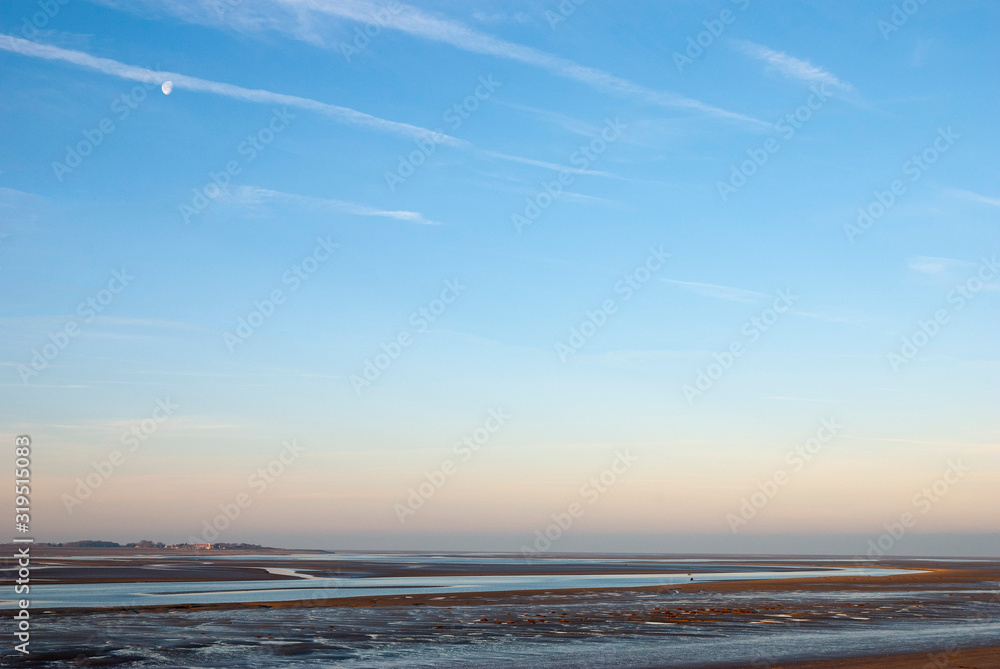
[8,551,998,667]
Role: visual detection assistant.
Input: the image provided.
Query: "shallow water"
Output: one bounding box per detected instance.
[10,554,997,667]
[6,565,917,609]
[21,586,1000,668]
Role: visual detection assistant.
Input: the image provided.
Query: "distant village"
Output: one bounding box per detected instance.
[50,540,268,550]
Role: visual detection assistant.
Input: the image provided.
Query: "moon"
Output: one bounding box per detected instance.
[161,81,173,95]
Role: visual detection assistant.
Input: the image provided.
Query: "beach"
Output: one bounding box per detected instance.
[4,549,997,667]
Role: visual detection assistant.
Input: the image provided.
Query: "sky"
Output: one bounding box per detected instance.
[0,0,998,556]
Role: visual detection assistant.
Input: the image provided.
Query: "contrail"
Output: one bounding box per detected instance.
[0,34,466,146]
[1,34,632,179]
[282,0,768,127]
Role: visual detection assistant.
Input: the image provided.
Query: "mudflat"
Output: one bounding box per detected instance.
[8,551,998,668]
[774,646,1000,669]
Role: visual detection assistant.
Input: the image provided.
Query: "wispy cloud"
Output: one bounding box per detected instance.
[224,185,441,224]
[662,279,767,303]
[907,255,968,275]
[95,0,765,127]
[948,187,1000,207]
[296,0,765,125]
[734,40,852,91]
[0,186,46,233]
[473,180,626,209]
[789,309,867,327]
[907,255,999,291]
[494,101,600,137]
[1,34,633,180]
[480,150,618,178]
[471,11,533,25]
[560,191,629,209]
[0,34,464,145]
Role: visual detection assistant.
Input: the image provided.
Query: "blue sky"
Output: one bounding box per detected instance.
[1,0,998,555]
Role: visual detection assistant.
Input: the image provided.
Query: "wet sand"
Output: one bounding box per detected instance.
[8,547,916,585]
[11,551,995,589]
[7,552,998,667]
[775,646,1000,668]
[26,558,994,612]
